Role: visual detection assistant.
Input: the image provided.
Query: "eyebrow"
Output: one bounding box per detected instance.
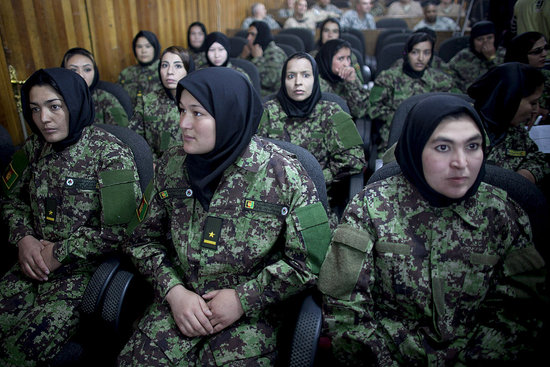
[29,98,63,105]
[430,133,482,144]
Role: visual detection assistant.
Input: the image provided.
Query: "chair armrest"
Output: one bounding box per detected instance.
[289,294,323,367]
[101,269,135,332]
[81,257,120,315]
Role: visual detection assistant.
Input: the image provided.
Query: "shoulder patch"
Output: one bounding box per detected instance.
[1,149,29,194]
[332,111,364,149]
[295,201,331,274]
[99,169,138,225]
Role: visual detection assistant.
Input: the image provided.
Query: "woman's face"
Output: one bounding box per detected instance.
[321,21,339,44]
[207,42,228,66]
[65,54,94,87]
[473,33,494,54]
[189,25,205,49]
[160,52,188,92]
[421,116,484,199]
[179,89,216,155]
[407,40,432,72]
[331,47,351,75]
[510,85,543,126]
[527,37,548,68]
[285,57,314,102]
[29,84,70,143]
[135,36,154,63]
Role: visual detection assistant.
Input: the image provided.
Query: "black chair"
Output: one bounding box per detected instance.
[229,36,247,58]
[275,33,306,52]
[230,58,262,95]
[341,32,365,59]
[343,28,367,57]
[279,27,316,52]
[376,17,409,29]
[96,80,133,119]
[351,47,371,83]
[375,42,405,76]
[438,35,469,63]
[234,29,249,38]
[277,42,298,57]
[374,28,411,58]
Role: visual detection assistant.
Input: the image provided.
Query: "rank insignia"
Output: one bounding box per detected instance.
[506,149,526,157]
[45,198,57,223]
[201,216,223,250]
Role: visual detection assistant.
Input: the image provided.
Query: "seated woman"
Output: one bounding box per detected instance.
[318,94,547,365]
[315,38,369,119]
[0,68,141,366]
[129,46,193,164]
[467,62,550,185]
[186,21,207,68]
[118,30,163,107]
[257,52,366,223]
[117,68,331,365]
[61,47,129,127]
[200,31,251,83]
[240,21,287,96]
[368,32,458,155]
[505,31,550,121]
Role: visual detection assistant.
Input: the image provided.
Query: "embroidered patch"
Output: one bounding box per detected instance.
[65,177,98,190]
[2,164,18,190]
[506,149,526,157]
[243,199,288,216]
[136,196,148,222]
[201,217,223,250]
[159,190,169,199]
[45,198,57,223]
[158,188,193,199]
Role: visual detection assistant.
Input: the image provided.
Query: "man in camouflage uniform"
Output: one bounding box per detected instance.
[0,68,141,366]
[240,21,287,97]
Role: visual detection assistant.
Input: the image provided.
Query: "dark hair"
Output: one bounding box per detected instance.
[319,17,341,46]
[422,0,438,8]
[405,32,434,53]
[24,70,63,100]
[62,47,95,68]
[522,64,545,96]
[505,32,546,64]
[160,46,193,72]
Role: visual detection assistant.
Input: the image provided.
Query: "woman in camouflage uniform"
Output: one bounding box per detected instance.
[258,52,365,223]
[468,62,550,185]
[368,32,458,156]
[61,47,129,127]
[0,68,141,366]
[129,46,194,164]
[118,30,163,107]
[118,68,331,366]
[200,31,251,83]
[315,38,369,119]
[318,94,547,365]
[186,21,208,69]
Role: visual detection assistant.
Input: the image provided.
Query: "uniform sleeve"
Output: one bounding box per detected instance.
[128,93,145,137]
[521,132,550,183]
[52,142,141,264]
[334,78,369,119]
[95,90,129,127]
[368,71,396,148]
[251,44,285,94]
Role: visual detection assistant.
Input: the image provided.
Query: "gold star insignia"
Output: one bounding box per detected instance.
[209,232,215,238]
[49,210,53,215]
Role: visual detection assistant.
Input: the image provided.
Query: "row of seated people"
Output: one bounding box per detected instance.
[1,63,547,365]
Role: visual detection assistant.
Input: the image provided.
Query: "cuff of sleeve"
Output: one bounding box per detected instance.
[54,241,71,264]
[156,266,184,299]
[235,279,263,317]
[11,230,36,247]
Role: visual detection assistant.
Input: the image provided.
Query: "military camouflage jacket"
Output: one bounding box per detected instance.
[320,76,369,119]
[129,88,180,163]
[446,47,506,93]
[246,41,286,96]
[92,88,129,127]
[542,68,550,111]
[258,99,366,189]
[189,50,207,69]
[368,64,458,152]
[487,125,550,184]
[117,60,163,107]
[2,126,141,266]
[319,174,546,365]
[197,61,252,84]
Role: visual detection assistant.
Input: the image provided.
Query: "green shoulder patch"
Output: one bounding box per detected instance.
[332,111,364,149]
[100,169,137,225]
[295,202,331,274]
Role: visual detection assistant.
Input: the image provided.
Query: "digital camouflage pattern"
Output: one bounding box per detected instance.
[542,68,550,111]
[246,41,286,96]
[318,174,547,366]
[129,88,180,164]
[189,50,207,69]
[118,136,331,366]
[198,61,252,84]
[93,88,129,127]
[486,125,550,184]
[118,60,163,107]
[368,63,458,154]
[0,126,141,366]
[319,76,369,119]
[445,47,506,93]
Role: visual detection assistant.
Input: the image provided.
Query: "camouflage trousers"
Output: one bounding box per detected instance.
[0,264,88,367]
[117,301,278,366]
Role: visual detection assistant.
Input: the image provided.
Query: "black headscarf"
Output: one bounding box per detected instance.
[276,52,322,118]
[467,62,544,145]
[187,22,207,53]
[204,32,231,67]
[250,21,273,51]
[176,68,263,210]
[395,94,487,207]
[157,46,195,101]
[21,68,95,152]
[132,30,161,66]
[60,47,99,91]
[315,38,352,84]
[505,31,545,65]
[317,17,341,49]
[469,21,496,61]
[402,32,435,79]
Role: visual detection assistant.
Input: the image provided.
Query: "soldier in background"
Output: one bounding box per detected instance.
[118,30,163,108]
[61,47,129,127]
[0,68,141,366]
[118,68,331,365]
[186,22,208,69]
[319,94,547,366]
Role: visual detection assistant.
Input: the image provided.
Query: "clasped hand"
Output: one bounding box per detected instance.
[166,285,244,338]
[17,235,62,281]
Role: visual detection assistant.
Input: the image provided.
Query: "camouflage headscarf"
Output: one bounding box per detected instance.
[21,68,95,152]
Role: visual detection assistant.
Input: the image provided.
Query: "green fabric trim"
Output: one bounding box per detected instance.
[375,242,411,255]
[432,277,445,320]
[295,202,331,274]
[1,149,28,195]
[318,224,370,299]
[111,107,128,127]
[470,253,500,266]
[332,111,363,149]
[160,131,171,151]
[127,179,154,235]
[259,110,269,131]
[100,169,137,225]
[504,246,545,276]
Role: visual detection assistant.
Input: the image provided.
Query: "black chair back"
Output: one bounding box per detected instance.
[279,27,315,52]
[96,80,133,118]
[275,33,306,52]
[230,58,262,95]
